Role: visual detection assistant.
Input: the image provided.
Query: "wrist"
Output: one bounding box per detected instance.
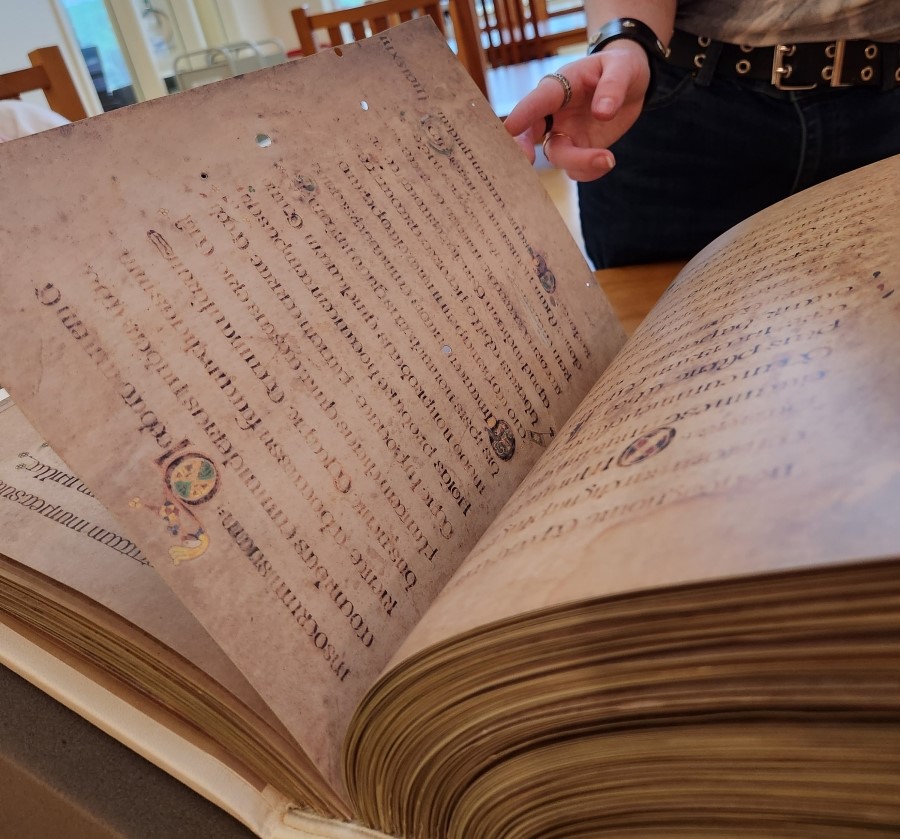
[597,38,648,62]
[587,18,669,60]
[587,18,668,99]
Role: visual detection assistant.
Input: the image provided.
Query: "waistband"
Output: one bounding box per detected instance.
[666,30,900,91]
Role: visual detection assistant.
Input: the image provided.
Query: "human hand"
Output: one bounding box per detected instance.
[504,39,651,181]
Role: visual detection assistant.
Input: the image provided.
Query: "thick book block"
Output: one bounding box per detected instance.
[0,16,898,839]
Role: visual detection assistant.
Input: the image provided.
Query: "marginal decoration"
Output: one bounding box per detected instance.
[529,247,557,294]
[420,115,454,156]
[617,427,676,467]
[166,454,219,505]
[129,449,218,565]
[486,416,516,461]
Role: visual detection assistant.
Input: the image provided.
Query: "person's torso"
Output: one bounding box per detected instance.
[676,0,900,45]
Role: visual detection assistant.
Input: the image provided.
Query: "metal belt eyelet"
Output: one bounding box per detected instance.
[896,67,900,82]
[825,43,837,59]
[739,44,754,53]
[822,66,834,81]
[698,36,711,47]
[736,59,751,75]
[861,66,875,81]
[865,44,879,59]
[694,52,706,68]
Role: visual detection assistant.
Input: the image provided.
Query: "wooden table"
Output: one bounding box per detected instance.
[594,261,686,336]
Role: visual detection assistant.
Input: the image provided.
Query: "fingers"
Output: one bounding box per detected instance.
[592,66,631,119]
[592,42,650,120]
[505,68,589,168]
[541,72,572,109]
[513,129,538,165]
[504,74,572,139]
[503,49,645,173]
[542,133,616,182]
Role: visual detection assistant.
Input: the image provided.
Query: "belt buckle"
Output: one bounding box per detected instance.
[771,44,817,90]
[824,40,850,87]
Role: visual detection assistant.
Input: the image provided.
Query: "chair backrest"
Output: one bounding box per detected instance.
[0,46,87,122]
[291,0,489,98]
[292,0,444,55]
[475,0,549,67]
[473,0,585,68]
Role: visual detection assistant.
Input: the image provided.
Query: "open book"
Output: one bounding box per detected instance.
[1,18,898,838]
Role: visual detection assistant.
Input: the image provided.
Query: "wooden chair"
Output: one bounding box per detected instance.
[290,0,584,116]
[471,0,585,69]
[292,0,443,53]
[0,46,88,122]
[476,0,549,67]
[452,0,586,116]
[291,0,490,98]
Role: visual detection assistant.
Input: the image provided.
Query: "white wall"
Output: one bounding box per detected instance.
[0,0,102,115]
[0,0,327,117]
[262,0,319,53]
[216,0,331,54]
[262,0,302,53]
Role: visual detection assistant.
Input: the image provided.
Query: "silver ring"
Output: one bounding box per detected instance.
[542,72,572,108]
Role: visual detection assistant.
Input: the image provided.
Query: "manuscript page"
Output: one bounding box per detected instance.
[395,155,900,661]
[0,400,271,716]
[0,20,621,792]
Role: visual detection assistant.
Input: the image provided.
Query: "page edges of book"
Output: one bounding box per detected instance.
[0,619,290,838]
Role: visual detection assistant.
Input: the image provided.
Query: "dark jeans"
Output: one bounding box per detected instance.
[578,59,900,269]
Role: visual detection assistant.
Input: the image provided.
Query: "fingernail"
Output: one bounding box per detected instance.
[601,152,615,170]
[596,97,616,115]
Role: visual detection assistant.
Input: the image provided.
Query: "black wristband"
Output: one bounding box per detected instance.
[587,18,669,60]
[587,18,668,102]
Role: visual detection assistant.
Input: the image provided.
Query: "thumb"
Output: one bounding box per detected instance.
[590,47,647,120]
[512,126,538,164]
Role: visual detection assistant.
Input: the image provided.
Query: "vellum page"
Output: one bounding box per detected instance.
[0,399,269,714]
[0,20,621,792]
[396,155,900,661]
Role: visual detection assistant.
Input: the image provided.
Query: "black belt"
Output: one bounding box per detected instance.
[666,29,900,91]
